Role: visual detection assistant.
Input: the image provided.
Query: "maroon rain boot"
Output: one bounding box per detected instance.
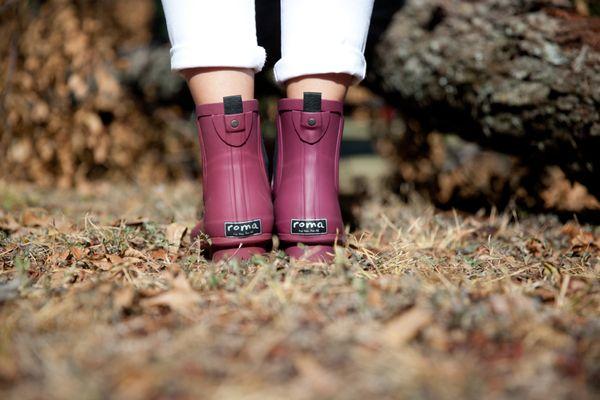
[191,96,273,261]
[273,92,345,261]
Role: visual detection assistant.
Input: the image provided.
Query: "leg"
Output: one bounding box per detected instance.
[273,0,374,261]
[285,73,353,103]
[161,0,273,261]
[161,0,264,104]
[182,67,255,105]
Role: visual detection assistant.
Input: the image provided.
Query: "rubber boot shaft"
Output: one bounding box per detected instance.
[193,98,273,260]
[273,93,345,260]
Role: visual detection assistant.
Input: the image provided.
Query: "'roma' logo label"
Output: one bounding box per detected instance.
[291,219,327,235]
[224,219,262,237]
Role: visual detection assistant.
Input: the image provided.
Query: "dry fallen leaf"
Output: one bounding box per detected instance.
[21,209,50,227]
[124,247,146,259]
[140,274,200,316]
[91,259,113,271]
[69,246,88,261]
[166,223,187,253]
[107,254,124,265]
[113,287,135,311]
[380,307,433,348]
[111,217,148,227]
[294,355,340,397]
[0,214,20,232]
[150,248,168,261]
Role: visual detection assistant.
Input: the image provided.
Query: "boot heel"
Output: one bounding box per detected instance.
[285,244,334,262]
[212,246,266,262]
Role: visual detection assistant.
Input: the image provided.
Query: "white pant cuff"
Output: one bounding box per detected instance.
[170,45,266,73]
[273,47,367,85]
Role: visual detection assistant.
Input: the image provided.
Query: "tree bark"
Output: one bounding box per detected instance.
[366,0,600,197]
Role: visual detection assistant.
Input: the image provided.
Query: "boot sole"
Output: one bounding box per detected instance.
[212,246,266,262]
[210,233,272,247]
[285,245,334,262]
[191,225,272,262]
[210,233,272,262]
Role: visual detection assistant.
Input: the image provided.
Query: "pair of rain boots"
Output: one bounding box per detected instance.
[191,92,344,262]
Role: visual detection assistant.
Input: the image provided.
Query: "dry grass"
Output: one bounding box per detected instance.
[0,180,598,400]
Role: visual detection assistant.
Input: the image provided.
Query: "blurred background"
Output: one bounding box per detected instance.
[1,0,599,221]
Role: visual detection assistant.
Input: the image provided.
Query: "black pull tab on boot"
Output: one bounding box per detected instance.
[303,92,322,112]
[223,95,244,115]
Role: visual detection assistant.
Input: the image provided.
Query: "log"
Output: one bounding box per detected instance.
[366,0,600,197]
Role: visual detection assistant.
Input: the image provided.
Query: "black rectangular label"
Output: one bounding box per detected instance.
[303,92,322,112]
[224,219,262,237]
[223,95,243,115]
[291,219,327,235]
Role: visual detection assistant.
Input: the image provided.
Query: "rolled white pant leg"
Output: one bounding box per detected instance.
[161,0,266,72]
[274,0,375,84]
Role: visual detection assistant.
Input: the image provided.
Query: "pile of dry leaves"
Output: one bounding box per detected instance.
[0,0,194,186]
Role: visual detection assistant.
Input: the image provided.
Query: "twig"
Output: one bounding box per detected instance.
[556,274,571,308]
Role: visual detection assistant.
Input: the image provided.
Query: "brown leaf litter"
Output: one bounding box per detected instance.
[0,181,598,399]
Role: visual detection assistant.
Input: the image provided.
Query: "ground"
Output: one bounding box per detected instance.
[0,181,598,400]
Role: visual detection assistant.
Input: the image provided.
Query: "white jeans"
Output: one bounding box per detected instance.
[161,0,374,84]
